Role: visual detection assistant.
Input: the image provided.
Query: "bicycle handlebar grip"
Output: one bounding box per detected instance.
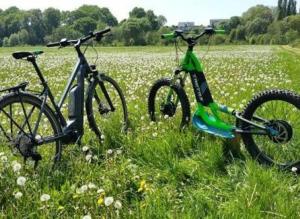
[161,33,176,40]
[46,42,60,47]
[98,27,111,35]
[215,29,226,34]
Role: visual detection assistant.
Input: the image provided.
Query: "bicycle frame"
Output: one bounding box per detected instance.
[26,44,112,145]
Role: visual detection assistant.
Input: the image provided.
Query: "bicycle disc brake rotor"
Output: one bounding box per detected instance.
[267,120,293,144]
[160,101,176,117]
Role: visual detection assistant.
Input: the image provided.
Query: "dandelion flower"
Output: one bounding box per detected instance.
[97,196,104,205]
[114,200,122,209]
[85,154,92,162]
[82,215,92,219]
[138,180,147,192]
[40,194,50,202]
[292,167,298,173]
[12,162,22,172]
[14,191,23,199]
[82,146,90,152]
[77,185,88,194]
[104,196,114,206]
[97,188,105,194]
[88,183,97,189]
[17,176,26,186]
[1,155,8,162]
[107,149,113,155]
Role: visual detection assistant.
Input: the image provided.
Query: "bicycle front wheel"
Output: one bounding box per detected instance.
[86,74,128,141]
[0,92,62,169]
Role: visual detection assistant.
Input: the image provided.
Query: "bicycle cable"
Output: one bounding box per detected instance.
[201,36,212,62]
[92,39,99,65]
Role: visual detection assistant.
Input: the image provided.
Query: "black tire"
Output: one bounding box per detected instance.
[86,74,128,140]
[240,89,300,166]
[148,78,191,129]
[0,92,62,168]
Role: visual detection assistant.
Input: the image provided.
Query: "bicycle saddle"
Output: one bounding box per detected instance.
[12,51,44,60]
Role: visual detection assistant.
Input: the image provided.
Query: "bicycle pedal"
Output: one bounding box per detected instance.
[192,115,235,139]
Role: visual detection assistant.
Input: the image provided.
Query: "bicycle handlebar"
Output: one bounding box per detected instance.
[47,27,111,48]
[161,27,225,43]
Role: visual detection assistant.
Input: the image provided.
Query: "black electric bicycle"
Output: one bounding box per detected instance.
[0,28,128,168]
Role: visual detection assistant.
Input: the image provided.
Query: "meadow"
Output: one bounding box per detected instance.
[0,44,300,218]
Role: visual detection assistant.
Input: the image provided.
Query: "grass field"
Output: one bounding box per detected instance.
[0,45,300,218]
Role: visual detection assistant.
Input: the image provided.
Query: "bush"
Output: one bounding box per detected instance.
[2,37,9,47]
[8,33,19,46]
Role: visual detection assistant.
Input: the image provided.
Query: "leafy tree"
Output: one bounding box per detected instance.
[18,29,29,44]
[243,5,274,24]
[99,7,118,26]
[129,7,146,18]
[70,5,117,26]
[158,15,167,27]
[24,9,46,44]
[73,17,97,35]
[121,17,151,45]
[246,18,269,36]
[278,0,285,20]
[283,0,288,17]
[228,16,241,30]
[44,25,81,42]
[43,8,61,34]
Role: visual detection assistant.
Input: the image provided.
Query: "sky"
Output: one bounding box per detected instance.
[0,0,298,25]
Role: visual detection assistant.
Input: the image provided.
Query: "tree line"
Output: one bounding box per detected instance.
[0,1,299,47]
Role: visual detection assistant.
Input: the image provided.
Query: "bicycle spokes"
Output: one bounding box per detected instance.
[249,100,300,163]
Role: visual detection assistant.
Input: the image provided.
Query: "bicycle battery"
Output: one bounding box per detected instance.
[68,84,82,119]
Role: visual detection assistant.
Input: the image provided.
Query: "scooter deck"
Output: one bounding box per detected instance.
[192,115,235,139]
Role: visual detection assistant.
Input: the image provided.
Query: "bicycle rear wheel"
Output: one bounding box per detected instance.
[240,90,300,167]
[0,92,62,169]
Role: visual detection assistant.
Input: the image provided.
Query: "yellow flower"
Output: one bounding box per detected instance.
[97,193,105,206]
[138,180,147,193]
[97,197,104,205]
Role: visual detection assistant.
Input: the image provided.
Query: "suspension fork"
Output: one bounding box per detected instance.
[95,73,115,111]
[166,70,188,106]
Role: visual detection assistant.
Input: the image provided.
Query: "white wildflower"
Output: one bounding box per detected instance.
[88,183,97,189]
[82,215,92,219]
[85,154,92,162]
[1,155,8,162]
[114,200,122,209]
[14,191,23,199]
[104,196,114,206]
[40,194,50,202]
[97,188,105,194]
[77,185,88,194]
[82,146,90,152]
[17,176,26,186]
[12,162,22,172]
